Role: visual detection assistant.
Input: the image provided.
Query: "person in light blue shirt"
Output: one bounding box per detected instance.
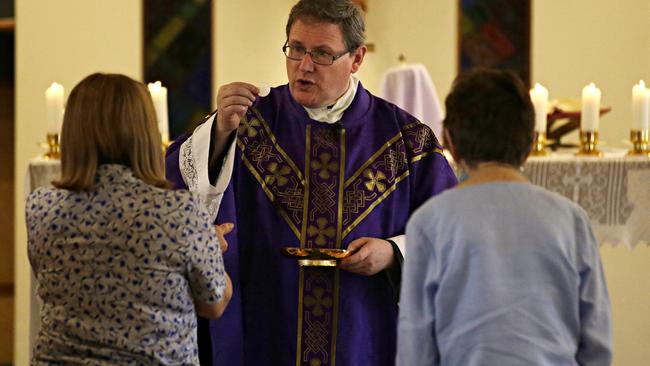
[397,69,612,366]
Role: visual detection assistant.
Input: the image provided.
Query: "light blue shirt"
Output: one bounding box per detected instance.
[397,182,611,366]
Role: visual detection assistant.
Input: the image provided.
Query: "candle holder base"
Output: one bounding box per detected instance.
[627,151,650,157]
[576,149,604,157]
[43,133,60,160]
[162,138,173,152]
[530,131,550,156]
[627,130,650,157]
[576,131,603,157]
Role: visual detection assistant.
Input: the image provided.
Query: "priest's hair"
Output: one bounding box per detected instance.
[286,0,366,52]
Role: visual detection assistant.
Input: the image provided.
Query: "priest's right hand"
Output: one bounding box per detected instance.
[210,83,260,170]
[215,82,260,134]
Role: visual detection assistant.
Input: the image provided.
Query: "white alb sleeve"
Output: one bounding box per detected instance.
[179,114,237,222]
[388,234,406,258]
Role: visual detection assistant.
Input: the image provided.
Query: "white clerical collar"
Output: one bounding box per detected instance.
[304,74,359,124]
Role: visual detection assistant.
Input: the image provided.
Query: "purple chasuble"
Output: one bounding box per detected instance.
[166,83,457,366]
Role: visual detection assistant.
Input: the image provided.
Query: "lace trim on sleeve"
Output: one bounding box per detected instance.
[179,135,198,191]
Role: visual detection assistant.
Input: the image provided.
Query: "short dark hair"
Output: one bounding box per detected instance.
[286,0,366,51]
[443,68,534,168]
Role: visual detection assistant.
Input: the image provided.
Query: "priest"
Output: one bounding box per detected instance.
[166,0,457,365]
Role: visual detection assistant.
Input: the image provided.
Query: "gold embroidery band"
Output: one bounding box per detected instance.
[402,121,422,131]
[296,124,312,366]
[340,122,445,239]
[295,267,305,366]
[331,129,345,365]
[240,153,302,239]
[297,126,344,366]
[410,148,445,163]
[342,169,410,239]
[301,125,312,245]
[250,108,304,181]
[336,129,346,249]
[299,267,337,366]
[345,132,403,188]
[237,111,306,240]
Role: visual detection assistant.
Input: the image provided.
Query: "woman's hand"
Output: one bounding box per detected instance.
[215,222,234,253]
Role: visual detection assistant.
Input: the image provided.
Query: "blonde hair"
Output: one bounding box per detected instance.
[54,73,168,190]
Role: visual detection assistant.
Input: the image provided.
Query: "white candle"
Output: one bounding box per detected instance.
[581,82,601,131]
[529,83,548,133]
[632,80,650,131]
[147,81,169,142]
[45,82,64,134]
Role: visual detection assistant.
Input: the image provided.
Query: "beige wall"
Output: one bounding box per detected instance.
[600,245,650,365]
[213,0,295,99]
[361,0,457,98]
[14,1,142,363]
[360,0,650,150]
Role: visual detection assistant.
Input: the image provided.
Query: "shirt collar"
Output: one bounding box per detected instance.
[304,74,360,124]
[96,164,138,184]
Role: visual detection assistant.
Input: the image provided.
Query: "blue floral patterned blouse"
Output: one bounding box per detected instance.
[26,164,226,365]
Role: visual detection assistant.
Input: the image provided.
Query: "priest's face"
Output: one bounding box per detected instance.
[286,19,366,109]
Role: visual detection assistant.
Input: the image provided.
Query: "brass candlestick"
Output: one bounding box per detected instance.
[530,131,550,156]
[576,130,603,157]
[628,129,650,156]
[162,137,173,152]
[44,133,60,159]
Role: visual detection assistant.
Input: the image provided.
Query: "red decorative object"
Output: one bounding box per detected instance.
[547,106,611,148]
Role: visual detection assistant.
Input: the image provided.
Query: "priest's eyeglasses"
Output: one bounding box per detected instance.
[282,43,350,65]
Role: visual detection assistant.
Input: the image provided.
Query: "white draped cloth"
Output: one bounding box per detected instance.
[445,149,650,248]
[525,152,650,248]
[379,63,443,139]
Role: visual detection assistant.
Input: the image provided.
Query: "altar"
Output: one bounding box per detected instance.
[524,151,650,248]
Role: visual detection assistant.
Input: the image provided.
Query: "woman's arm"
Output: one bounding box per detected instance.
[196,273,232,319]
[193,222,235,319]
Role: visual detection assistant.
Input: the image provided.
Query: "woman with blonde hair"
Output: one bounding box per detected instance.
[26,73,232,365]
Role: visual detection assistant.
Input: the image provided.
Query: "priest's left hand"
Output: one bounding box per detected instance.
[339,237,394,276]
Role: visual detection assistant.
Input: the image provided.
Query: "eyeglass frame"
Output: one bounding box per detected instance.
[282,41,354,66]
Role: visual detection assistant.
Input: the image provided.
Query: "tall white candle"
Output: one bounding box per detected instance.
[147,81,169,142]
[45,82,65,134]
[529,83,548,133]
[632,80,650,131]
[581,82,601,132]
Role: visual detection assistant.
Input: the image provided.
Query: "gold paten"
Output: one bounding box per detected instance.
[282,247,355,263]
